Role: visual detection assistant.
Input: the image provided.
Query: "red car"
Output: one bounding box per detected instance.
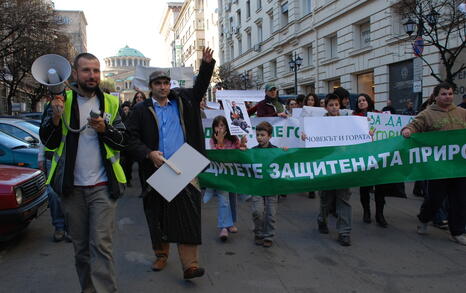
[0,164,48,240]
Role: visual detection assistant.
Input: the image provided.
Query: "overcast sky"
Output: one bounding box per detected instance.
[53,0,171,67]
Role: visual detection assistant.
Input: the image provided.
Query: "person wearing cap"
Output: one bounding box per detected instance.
[248,83,287,117]
[126,48,215,280]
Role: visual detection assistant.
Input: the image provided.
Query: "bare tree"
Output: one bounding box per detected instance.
[218,63,255,90]
[394,0,466,87]
[0,0,70,114]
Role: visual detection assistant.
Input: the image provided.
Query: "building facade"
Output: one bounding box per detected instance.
[218,0,464,111]
[160,2,185,67]
[55,10,88,55]
[103,46,151,102]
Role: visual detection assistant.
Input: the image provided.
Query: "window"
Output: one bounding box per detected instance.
[286,52,293,72]
[327,79,341,92]
[357,72,374,98]
[257,0,262,10]
[246,0,251,18]
[327,35,337,58]
[0,124,34,143]
[359,22,371,48]
[247,31,252,50]
[257,65,264,82]
[229,16,234,31]
[230,43,234,60]
[306,45,313,65]
[257,23,263,42]
[270,59,277,78]
[303,0,312,15]
[238,38,243,55]
[237,10,242,26]
[281,2,289,26]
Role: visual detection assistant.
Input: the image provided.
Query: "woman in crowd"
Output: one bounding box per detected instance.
[205,116,246,241]
[353,94,389,227]
[303,93,318,107]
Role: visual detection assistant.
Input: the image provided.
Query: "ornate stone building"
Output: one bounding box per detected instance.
[103,46,151,102]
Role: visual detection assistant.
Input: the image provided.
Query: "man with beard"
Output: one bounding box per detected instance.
[126,48,215,280]
[40,53,128,292]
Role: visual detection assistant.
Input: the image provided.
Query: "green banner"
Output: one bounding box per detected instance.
[198,129,466,195]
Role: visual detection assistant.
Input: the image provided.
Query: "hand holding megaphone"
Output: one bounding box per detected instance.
[51,95,65,126]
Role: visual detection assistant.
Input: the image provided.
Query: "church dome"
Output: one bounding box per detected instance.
[117,45,145,58]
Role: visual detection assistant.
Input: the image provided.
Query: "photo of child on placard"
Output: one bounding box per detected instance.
[223,99,252,135]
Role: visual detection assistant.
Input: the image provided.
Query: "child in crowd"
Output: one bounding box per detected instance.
[251,121,283,247]
[316,94,353,246]
[206,115,246,241]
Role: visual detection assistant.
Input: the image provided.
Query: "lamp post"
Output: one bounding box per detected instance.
[403,8,439,39]
[288,52,303,95]
[239,72,249,90]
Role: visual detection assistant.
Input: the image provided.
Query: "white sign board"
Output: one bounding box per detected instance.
[303,116,371,148]
[146,143,210,202]
[223,99,252,135]
[367,112,414,141]
[216,90,264,102]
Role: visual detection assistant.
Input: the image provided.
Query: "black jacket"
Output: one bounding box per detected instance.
[126,59,215,181]
[39,89,128,199]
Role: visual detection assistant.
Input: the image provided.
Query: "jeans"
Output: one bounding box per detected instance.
[318,189,352,235]
[252,195,278,240]
[45,159,65,231]
[418,177,466,236]
[205,188,237,228]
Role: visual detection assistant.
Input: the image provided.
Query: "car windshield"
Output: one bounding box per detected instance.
[0,130,28,149]
[15,121,40,134]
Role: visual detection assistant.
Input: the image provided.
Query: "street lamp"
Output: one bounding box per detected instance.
[403,8,439,38]
[288,52,303,95]
[239,72,249,89]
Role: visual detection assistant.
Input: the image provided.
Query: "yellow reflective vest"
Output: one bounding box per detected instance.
[47,90,126,185]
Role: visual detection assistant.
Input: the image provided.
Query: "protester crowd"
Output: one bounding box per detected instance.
[38,47,466,292]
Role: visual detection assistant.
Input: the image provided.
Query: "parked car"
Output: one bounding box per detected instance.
[0,131,39,169]
[0,164,48,240]
[0,118,40,144]
[18,112,43,120]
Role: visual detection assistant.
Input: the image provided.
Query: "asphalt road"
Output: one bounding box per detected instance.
[1,181,466,293]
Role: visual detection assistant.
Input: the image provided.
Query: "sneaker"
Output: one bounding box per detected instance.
[254,236,264,246]
[53,230,65,242]
[317,220,329,234]
[451,234,466,246]
[433,220,448,230]
[337,234,351,247]
[219,228,228,242]
[417,222,428,235]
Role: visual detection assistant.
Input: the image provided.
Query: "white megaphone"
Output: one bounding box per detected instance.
[31,54,71,94]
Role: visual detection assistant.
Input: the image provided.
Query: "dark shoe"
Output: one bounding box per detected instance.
[308,191,316,199]
[183,267,205,279]
[53,230,65,242]
[337,234,351,246]
[263,239,273,248]
[376,214,388,228]
[254,236,264,246]
[151,256,167,271]
[363,210,372,223]
[318,220,329,234]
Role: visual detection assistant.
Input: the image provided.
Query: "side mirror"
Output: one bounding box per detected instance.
[24,136,37,144]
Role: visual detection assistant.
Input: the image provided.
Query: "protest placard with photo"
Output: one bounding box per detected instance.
[303,116,371,148]
[223,99,252,135]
